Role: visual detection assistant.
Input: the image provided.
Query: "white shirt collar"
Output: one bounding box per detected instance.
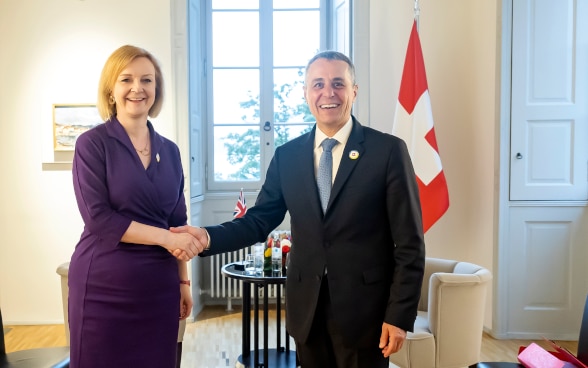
[314,116,353,149]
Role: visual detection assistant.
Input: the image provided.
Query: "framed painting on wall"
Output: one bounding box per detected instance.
[53,104,102,151]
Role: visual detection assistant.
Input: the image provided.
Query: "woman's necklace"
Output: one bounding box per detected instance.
[135,141,150,156]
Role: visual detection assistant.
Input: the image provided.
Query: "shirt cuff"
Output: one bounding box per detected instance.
[204,228,211,250]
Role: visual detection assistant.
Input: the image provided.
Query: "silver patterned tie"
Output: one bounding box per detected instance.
[317,138,339,213]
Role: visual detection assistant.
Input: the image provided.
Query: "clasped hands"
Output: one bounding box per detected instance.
[166,225,209,261]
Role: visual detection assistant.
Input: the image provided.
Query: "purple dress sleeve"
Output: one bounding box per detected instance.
[72,125,133,244]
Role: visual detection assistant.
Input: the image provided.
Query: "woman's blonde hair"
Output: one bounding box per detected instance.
[97,45,165,121]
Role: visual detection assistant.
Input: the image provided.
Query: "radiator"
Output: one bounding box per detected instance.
[208,246,283,310]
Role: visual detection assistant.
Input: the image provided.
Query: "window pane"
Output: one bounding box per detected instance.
[213,69,260,124]
[273,0,319,9]
[212,0,258,9]
[274,124,314,148]
[274,11,320,66]
[213,12,259,67]
[214,125,261,181]
[274,68,309,124]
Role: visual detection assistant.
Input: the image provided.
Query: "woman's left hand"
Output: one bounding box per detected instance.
[179,283,193,320]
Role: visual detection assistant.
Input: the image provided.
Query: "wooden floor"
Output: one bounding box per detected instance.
[4,305,579,367]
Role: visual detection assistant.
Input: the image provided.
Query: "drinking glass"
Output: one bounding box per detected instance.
[244,254,255,275]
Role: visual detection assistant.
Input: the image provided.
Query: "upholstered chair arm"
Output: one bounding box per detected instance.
[427,265,492,367]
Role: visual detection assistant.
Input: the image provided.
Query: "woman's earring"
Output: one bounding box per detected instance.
[109,95,116,105]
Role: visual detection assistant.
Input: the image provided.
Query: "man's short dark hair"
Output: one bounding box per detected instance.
[305,50,356,85]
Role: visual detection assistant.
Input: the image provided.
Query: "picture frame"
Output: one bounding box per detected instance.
[53,104,102,151]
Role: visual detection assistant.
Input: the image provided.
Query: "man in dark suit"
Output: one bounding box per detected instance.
[174,50,425,368]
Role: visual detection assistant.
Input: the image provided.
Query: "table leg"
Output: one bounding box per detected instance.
[254,285,259,367]
[264,284,269,367]
[243,282,251,362]
[276,284,282,351]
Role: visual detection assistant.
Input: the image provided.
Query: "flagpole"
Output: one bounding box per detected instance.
[414,0,420,32]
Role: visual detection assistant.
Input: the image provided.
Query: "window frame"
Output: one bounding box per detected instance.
[189,0,352,194]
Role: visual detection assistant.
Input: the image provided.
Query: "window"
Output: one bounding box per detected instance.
[189,0,351,193]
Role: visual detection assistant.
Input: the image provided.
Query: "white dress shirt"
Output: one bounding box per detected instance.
[314,117,353,184]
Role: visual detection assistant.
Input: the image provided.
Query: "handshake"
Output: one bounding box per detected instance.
[166,225,209,261]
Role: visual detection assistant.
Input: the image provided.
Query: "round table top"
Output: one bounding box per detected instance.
[221,262,287,285]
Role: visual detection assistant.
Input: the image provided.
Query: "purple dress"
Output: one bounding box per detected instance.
[68,118,187,368]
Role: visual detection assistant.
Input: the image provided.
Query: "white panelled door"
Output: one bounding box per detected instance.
[510,0,588,201]
[505,0,588,339]
[508,205,588,339]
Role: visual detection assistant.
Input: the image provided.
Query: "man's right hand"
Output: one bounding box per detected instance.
[168,226,209,260]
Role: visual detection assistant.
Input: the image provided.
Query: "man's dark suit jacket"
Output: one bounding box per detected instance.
[204,116,425,348]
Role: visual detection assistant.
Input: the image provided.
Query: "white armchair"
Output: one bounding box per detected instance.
[389,257,492,368]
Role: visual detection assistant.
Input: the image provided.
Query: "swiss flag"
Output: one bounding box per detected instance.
[392,20,449,233]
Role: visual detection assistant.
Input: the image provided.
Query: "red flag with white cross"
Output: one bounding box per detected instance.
[393,20,449,233]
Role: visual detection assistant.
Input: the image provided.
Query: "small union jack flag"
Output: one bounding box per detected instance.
[233,189,247,218]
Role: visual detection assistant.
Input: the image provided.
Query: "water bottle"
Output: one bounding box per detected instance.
[271,242,282,276]
[253,243,264,276]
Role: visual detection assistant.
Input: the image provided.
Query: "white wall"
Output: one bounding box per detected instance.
[0,0,500,328]
[0,0,176,324]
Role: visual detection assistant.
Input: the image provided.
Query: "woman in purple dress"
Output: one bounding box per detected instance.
[68,45,203,368]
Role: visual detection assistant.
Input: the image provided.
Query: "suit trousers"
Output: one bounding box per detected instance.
[294,276,389,368]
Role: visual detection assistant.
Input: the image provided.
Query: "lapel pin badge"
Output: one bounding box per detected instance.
[349,150,359,160]
[156,153,160,163]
